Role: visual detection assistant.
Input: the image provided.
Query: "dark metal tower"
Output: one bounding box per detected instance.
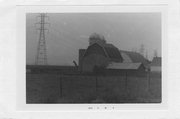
[35,13,49,65]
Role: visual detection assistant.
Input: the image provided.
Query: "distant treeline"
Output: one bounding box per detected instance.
[26,65,161,78]
[26,65,79,75]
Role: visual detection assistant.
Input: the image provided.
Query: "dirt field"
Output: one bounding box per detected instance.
[26,73,161,103]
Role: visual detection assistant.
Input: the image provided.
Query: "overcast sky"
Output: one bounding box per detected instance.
[26,13,161,65]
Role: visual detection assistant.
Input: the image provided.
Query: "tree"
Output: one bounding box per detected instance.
[89,33,106,45]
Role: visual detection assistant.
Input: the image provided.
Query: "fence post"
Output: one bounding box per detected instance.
[95,75,98,95]
[60,74,63,98]
[147,71,151,92]
[125,72,128,91]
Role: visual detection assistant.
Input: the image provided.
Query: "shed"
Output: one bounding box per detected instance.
[105,62,146,75]
[107,62,144,70]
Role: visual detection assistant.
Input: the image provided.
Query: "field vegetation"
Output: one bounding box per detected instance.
[26,72,161,103]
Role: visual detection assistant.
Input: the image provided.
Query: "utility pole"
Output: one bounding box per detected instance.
[139,44,145,57]
[35,13,49,65]
[145,50,148,60]
[154,49,158,58]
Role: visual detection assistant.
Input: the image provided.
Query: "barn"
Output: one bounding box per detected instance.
[150,57,161,72]
[78,33,150,73]
[79,43,123,72]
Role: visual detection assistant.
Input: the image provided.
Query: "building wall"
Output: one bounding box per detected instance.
[109,58,122,63]
[80,43,108,72]
[79,49,86,71]
[82,54,109,72]
[150,66,161,72]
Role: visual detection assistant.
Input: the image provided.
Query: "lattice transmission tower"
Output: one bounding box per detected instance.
[35,13,49,65]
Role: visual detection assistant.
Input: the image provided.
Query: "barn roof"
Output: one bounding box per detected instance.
[83,43,108,57]
[107,62,143,69]
[120,52,132,63]
[120,50,150,66]
[151,57,161,66]
[84,42,123,60]
[83,42,149,66]
[103,44,122,59]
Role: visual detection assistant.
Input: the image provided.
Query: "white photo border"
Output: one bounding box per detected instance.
[16,5,168,111]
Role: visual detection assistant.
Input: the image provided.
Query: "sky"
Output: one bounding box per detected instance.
[26,13,161,65]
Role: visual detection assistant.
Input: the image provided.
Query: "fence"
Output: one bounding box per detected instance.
[26,72,161,103]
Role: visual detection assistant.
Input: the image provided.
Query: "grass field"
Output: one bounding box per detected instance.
[26,73,161,103]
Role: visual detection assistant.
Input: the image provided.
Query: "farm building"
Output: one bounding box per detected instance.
[78,33,150,73]
[150,57,161,72]
[105,62,146,75]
